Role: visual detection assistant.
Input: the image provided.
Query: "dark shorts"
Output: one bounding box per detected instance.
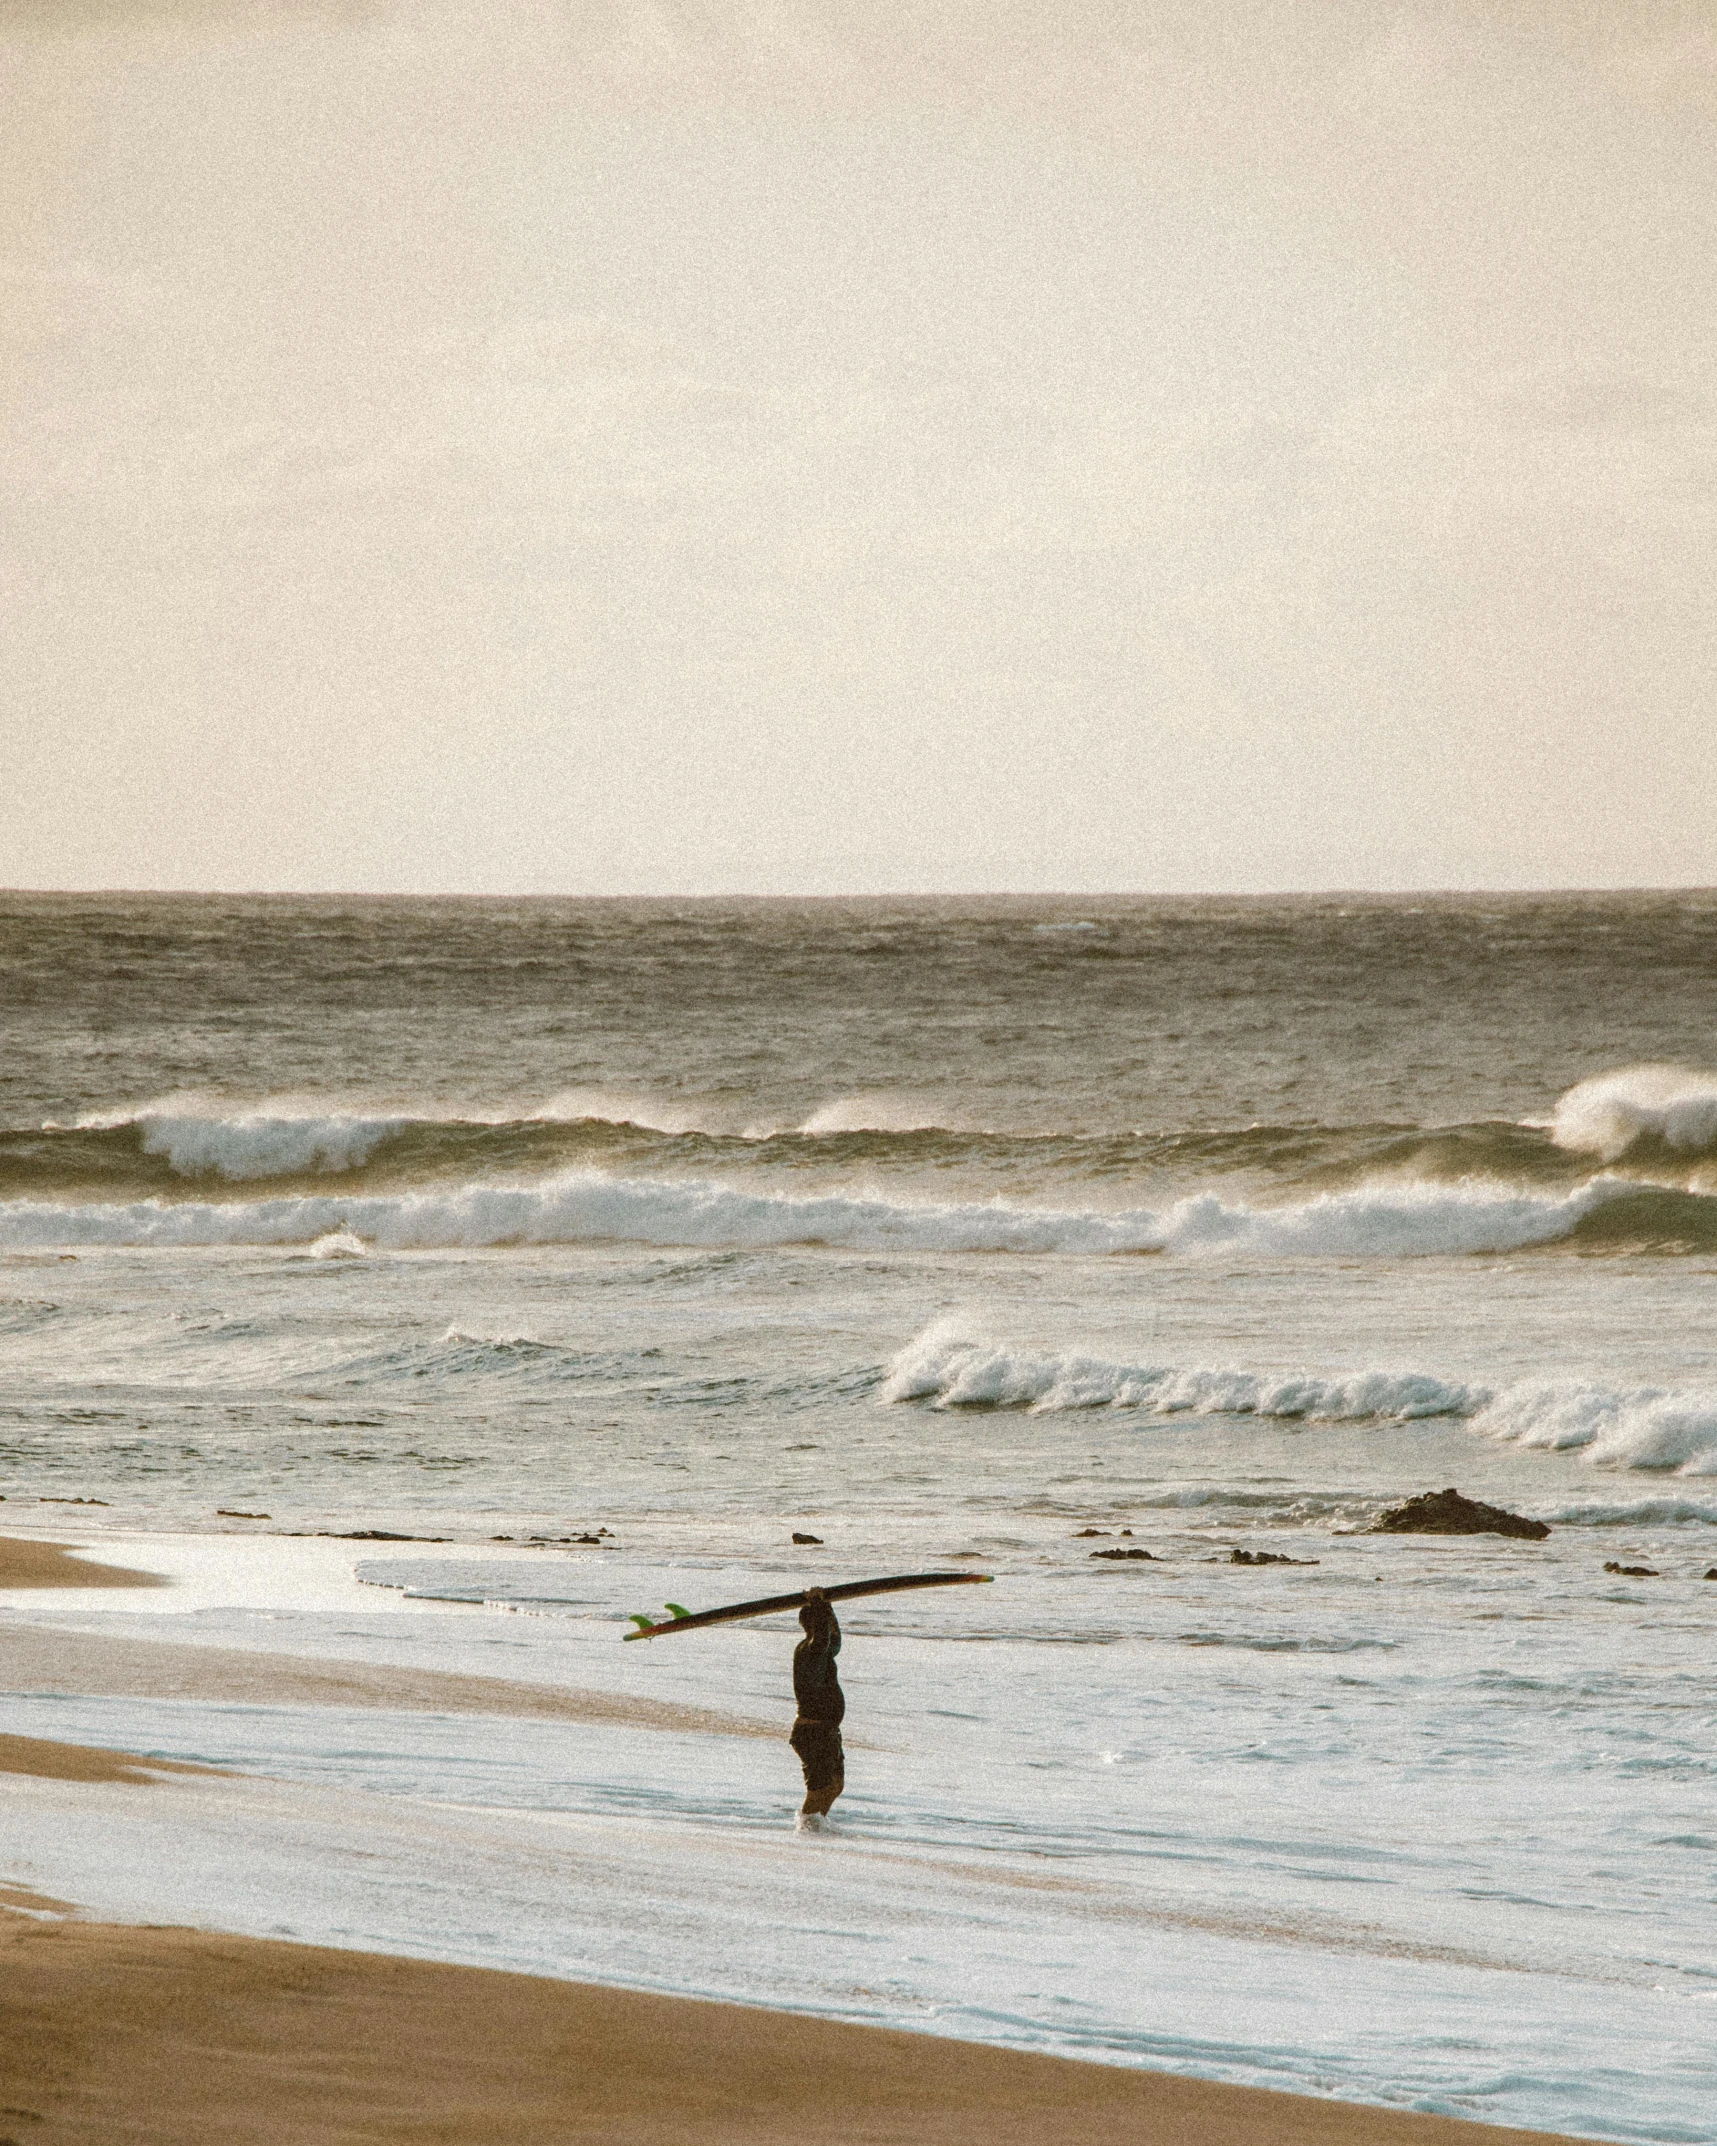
[789,1717,845,1793]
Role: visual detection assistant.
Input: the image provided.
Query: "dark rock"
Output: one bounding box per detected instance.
[39,1496,108,1506]
[1072,1528,1108,1537]
[322,1530,450,1542]
[1230,1548,1319,1566]
[1091,1547,1156,1561]
[1603,1561,1659,1577]
[1369,1488,1549,1540]
[216,1509,270,1519]
[792,1531,824,1544]
[1705,1568,1717,1581]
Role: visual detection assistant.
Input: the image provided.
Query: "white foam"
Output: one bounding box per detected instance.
[798,1095,954,1135]
[1548,1064,1717,1160]
[880,1324,1482,1418]
[73,1101,417,1178]
[0,1168,1651,1258]
[1149,1178,1627,1256]
[1471,1380,1717,1476]
[884,1325,1717,1477]
[66,1090,726,1178]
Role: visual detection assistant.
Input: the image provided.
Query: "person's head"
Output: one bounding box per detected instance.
[798,1587,832,1637]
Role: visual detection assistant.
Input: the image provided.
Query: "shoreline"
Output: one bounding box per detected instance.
[0,1906,1588,2146]
[0,1730,227,1786]
[0,1527,1676,2139]
[0,1528,774,1736]
[0,1534,170,1589]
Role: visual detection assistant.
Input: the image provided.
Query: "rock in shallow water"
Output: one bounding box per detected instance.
[1368,1487,1550,1540]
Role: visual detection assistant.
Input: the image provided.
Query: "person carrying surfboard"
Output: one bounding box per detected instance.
[788,1588,845,1826]
[624,1568,992,1827]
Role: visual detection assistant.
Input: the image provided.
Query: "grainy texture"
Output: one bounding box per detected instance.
[0,1734,225,1786]
[0,1538,168,1589]
[0,1918,1584,2146]
[0,1621,773,1739]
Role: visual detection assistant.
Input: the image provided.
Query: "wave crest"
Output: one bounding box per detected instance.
[1549,1065,1717,1162]
[883,1327,1717,1477]
[133,1109,411,1179]
[1470,1381,1717,1475]
[880,1325,1481,1418]
[0,1167,1709,1258]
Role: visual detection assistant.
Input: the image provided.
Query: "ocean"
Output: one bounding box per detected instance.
[3,891,1716,2141]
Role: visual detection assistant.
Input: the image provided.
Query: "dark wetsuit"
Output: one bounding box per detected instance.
[788,1591,845,1816]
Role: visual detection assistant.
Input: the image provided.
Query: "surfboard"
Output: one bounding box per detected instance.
[623,1569,993,1639]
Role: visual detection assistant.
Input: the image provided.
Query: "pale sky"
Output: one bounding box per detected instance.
[3,1,1714,894]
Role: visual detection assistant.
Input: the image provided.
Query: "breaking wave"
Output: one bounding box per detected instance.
[883,1327,1717,1477]
[1549,1065,1717,1163]
[1469,1381,1717,1475]
[881,1326,1482,1417]
[7,1104,719,1198]
[9,1067,1717,1207]
[131,1108,411,1178]
[0,1166,1709,1258]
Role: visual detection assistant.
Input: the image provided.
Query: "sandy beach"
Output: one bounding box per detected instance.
[0,1535,169,1590]
[0,1529,1603,2144]
[9,0,1717,2122]
[0,1885,1585,2146]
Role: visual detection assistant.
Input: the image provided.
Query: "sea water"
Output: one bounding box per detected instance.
[2,892,1716,2140]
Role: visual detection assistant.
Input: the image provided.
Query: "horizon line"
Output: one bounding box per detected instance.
[3,884,1715,904]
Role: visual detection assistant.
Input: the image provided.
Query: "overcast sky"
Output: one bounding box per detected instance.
[4,1,1714,894]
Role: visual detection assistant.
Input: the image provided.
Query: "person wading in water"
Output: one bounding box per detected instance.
[789,1587,845,1827]
[625,1570,993,1827]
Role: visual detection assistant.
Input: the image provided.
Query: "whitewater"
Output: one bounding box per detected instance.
[5,892,1717,2142]
[0,1163,1692,1257]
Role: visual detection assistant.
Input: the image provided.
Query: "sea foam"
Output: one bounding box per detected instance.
[1469,1380,1717,1475]
[63,1094,757,1177]
[1548,1064,1717,1161]
[883,1326,1717,1477]
[879,1325,1481,1418]
[79,1105,420,1179]
[0,1166,1684,1257]
[881,1326,1482,1419]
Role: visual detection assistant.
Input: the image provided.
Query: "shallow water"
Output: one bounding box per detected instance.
[3,893,1716,2138]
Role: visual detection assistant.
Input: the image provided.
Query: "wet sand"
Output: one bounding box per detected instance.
[0,1619,773,1739]
[0,1912,1584,2146]
[0,1731,226,1786]
[0,1531,770,1736]
[0,1536,169,1589]
[0,1538,1597,2142]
